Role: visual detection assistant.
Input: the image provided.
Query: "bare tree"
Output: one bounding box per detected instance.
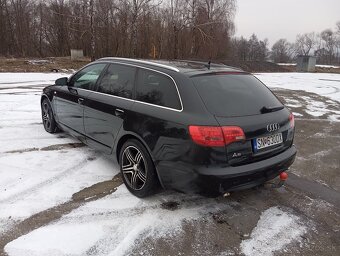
[229,35,269,62]
[271,39,295,63]
[320,29,336,64]
[336,22,340,63]
[336,21,340,35]
[124,0,154,57]
[295,32,315,56]
[0,0,236,60]
[89,0,95,60]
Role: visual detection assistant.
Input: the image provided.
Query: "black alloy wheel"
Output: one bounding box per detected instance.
[119,139,158,197]
[41,99,59,133]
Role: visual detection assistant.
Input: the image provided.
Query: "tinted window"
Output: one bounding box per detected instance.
[97,64,136,99]
[136,69,181,110]
[70,64,106,90]
[192,74,283,117]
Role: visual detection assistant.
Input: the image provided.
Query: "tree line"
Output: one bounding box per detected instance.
[231,21,340,65]
[270,22,340,64]
[0,0,236,60]
[0,0,339,65]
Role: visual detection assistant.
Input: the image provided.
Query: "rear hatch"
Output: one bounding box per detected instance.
[191,72,294,166]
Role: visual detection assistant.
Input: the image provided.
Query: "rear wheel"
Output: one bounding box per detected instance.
[119,139,157,197]
[41,98,59,133]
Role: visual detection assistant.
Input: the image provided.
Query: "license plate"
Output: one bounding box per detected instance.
[254,133,283,151]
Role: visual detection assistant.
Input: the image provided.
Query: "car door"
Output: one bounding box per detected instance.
[83,63,136,153]
[54,63,107,141]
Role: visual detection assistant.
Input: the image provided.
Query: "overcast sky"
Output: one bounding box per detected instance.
[234,0,340,46]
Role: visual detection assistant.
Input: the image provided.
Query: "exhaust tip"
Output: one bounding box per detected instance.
[223,192,231,197]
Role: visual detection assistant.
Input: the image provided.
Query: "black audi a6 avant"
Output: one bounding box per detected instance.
[41,58,296,197]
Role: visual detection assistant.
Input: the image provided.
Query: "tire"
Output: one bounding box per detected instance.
[119,139,158,198]
[41,98,60,133]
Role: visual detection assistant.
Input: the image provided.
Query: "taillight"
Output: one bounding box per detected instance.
[189,125,245,147]
[189,126,224,147]
[289,113,295,128]
[222,126,246,145]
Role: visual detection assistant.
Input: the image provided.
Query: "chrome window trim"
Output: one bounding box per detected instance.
[76,62,184,112]
[98,57,180,72]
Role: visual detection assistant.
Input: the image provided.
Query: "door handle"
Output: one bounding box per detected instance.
[78,98,84,105]
[68,87,78,95]
[115,108,125,117]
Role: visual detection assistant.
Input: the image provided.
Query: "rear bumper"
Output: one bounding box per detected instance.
[156,145,297,196]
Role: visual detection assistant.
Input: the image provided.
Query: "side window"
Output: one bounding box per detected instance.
[97,64,135,99]
[70,64,106,90]
[136,69,181,110]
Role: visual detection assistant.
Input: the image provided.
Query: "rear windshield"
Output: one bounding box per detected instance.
[192,74,283,117]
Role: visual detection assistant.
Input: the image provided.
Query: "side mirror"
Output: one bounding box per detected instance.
[55,77,68,86]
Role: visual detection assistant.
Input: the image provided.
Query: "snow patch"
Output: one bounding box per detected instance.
[316,64,340,69]
[328,114,340,122]
[277,63,340,69]
[0,79,116,231]
[0,73,70,88]
[293,112,303,117]
[255,73,340,103]
[304,100,328,117]
[240,207,307,256]
[284,98,302,108]
[5,186,229,256]
[5,224,106,256]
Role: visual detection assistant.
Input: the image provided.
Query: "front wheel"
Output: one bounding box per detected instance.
[41,98,60,133]
[119,139,158,198]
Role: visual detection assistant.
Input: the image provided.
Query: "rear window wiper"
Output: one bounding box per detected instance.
[260,105,284,113]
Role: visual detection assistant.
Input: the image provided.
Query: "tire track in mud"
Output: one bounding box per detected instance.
[0,135,71,144]
[0,185,230,255]
[1,181,338,256]
[0,90,43,95]
[0,174,123,255]
[0,122,42,128]
[272,184,340,247]
[54,194,219,225]
[0,84,52,90]
[287,173,340,208]
[3,142,84,154]
[73,196,234,256]
[0,80,53,85]
[0,87,41,110]
[0,149,96,204]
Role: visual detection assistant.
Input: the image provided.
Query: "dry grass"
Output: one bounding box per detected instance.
[280,64,340,74]
[0,57,90,73]
[1,57,340,74]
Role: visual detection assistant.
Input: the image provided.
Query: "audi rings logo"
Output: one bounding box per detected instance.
[267,123,280,132]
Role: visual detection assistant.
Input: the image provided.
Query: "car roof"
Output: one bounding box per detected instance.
[96,57,244,76]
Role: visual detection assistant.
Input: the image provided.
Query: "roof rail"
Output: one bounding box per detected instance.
[178,60,225,67]
[97,57,180,72]
[178,60,242,71]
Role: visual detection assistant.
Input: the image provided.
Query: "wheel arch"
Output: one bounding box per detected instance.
[40,94,50,105]
[115,133,153,163]
[115,133,164,188]
[41,93,57,116]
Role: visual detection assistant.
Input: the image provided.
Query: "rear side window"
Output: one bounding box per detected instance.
[192,74,282,117]
[136,69,181,110]
[97,64,136,99]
